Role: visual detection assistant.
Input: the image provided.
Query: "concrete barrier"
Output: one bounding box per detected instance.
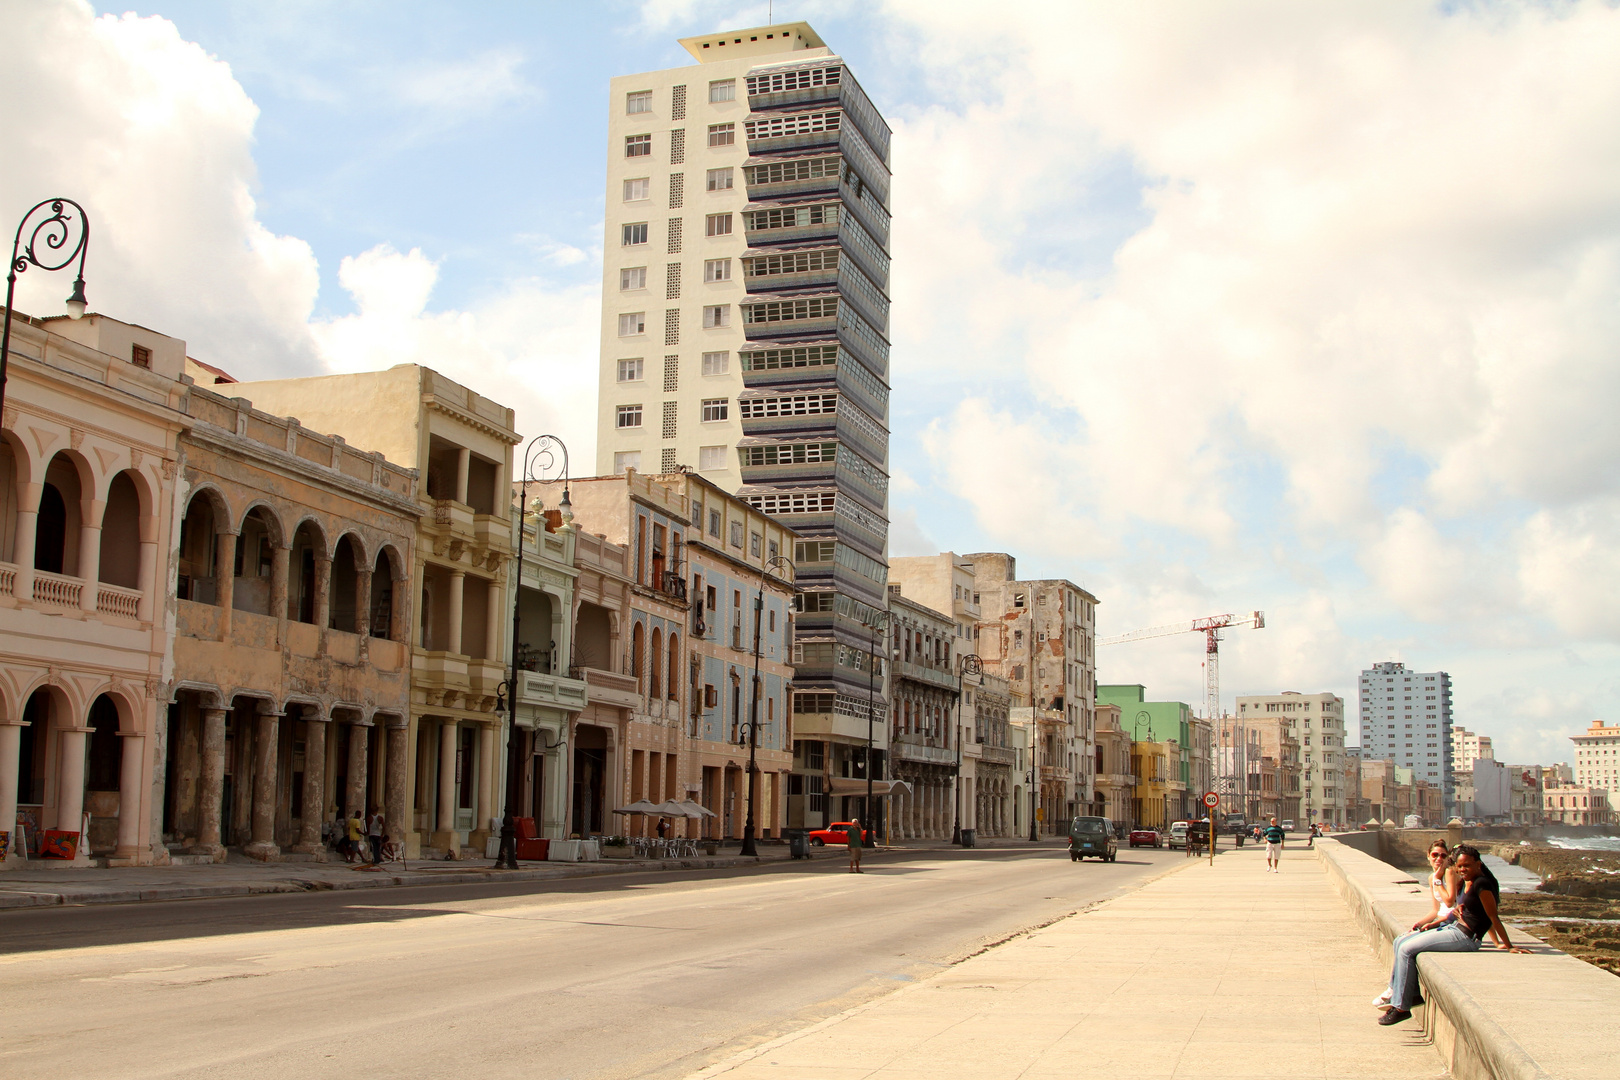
[1315,837,1619,1080]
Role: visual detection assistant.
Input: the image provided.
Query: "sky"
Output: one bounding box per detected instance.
[4,0,1620,766]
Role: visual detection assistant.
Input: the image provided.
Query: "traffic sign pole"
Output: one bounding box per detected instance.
[1203,791,1219,866]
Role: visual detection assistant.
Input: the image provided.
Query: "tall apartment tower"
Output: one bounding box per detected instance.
[598,23,895,824]
[1357,661,1454,814]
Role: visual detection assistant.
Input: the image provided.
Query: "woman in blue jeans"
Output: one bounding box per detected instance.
[1379,845,1527,1025]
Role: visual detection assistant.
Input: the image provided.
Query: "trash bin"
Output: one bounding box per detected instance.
[788,829,810,859]
[960,829,976,848]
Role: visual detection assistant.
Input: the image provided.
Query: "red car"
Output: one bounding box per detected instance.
[809,822,875,846]
[1128,828,1162,848]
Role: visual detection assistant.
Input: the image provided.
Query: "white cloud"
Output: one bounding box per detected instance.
[2,1,321,379]
[311,243,598,464]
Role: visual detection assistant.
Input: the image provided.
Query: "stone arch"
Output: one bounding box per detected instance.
[631,621,645,682]
[177,484,231,603]
[370,543,405,640]
[232,503,284,616]
[35,450,88,576]
[329,532,364,633]
[0,429,29,565]
[17,684,73,806]
[287,517,329,623]
[98,469,148,589]
[85,694,123,793]
[666,632,680,702]
[649,626,663,699]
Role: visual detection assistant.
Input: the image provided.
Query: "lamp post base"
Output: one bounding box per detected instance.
[739,825,758,859]
[495,818,519,870]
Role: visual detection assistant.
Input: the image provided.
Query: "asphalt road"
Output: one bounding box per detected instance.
[0,842,1186,1080]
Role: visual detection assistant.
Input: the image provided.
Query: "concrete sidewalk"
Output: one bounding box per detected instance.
[686,844,1445,1080]
[0,836,1050,909]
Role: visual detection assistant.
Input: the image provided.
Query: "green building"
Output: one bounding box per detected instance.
[1097,685,1195,816]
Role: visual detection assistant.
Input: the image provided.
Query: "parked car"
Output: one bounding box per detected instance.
[1167,821,1190,849]
[1282,819,1295,831]
[1128,828,1162,848]
[808,822,874,846]
[1068,816,1117,862]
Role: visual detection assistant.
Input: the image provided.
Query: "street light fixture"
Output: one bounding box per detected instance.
[740,553,793,858]
[495,434,570,871]
[2,198,90,417]
[1028,613,1040,842]
[1133,710,1152,830]
[952,653,983,845]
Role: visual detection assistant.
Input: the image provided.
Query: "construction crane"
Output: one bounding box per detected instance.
[1098,612,1265,721]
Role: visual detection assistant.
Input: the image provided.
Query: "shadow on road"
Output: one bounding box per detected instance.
[0,845,1073,954]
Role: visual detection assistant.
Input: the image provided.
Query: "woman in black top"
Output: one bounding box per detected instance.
[1379,845,1526,1025]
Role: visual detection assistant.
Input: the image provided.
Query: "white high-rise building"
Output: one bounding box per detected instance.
[1358,661,1454,814]
[1572,720,1620,791]
[596,22,896,827]
[1234,692,1347,827]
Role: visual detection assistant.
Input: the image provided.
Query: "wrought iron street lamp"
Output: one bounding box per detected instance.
[952,653,983,845]
[2,198,90,417]
[1028,615,1040,842]
[1133,710,1152,829]
[495,435,570,870]
[740,553,793,858]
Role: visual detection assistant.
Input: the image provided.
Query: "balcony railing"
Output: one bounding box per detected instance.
[96,584,141,620]
[0,562,14,597]
[33,570,82,609]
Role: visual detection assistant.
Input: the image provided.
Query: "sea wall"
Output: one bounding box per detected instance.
[1316,837,1619,1080]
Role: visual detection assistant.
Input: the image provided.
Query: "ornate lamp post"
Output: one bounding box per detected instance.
[865,607,892,839]
[1028,616,1040,842]
[952,653,983,845]
[3,198,90,416]
[1133,710,1152,829]
[740,554,793,857]
[494,435,569,870]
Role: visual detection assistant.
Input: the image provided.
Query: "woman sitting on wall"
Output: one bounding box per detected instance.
[1375,839,1460,1008]
[1377,844,1528,1026]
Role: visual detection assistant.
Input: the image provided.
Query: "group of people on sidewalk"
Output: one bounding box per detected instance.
[323,810,387,865]
[1374,838,1527,1026]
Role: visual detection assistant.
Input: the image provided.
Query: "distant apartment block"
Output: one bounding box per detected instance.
[1357,661,1453,815]
[1572,719,1620,792]
[1235,692,1349,827]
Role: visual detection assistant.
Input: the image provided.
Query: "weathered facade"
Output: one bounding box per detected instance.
[165,374,418,860]
[968,670,1015,837]
[505,500,587,839]
[564,527,636,838]
[224,366,519,857]
[966,553,1099,834]
[1,312,188,867]
[1093,702,1134,829]
[886,592,958,841]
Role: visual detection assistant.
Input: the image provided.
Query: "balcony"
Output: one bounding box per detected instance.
[894,734,955,767]
[978,744,1018,767]
[517,670,588,714]
[582,667,639,711]
[31,569,83,610]
[893,657,957,692]
[473,512,513,553]
[431,498,475,533]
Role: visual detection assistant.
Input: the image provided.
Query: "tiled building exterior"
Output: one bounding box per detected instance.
[1357,661,1454,816]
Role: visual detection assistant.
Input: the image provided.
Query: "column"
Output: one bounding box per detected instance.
[53,725,90,835]
[245,710,281,859]
[269,544,290,623]
[435,720,457,849]
[389,572,409,641]
[113,732,146,860]
[294,708,327,852]
[313,555,332,631]
[78,496,105,614]
[345,721,369,816]
[0,720,25,864]
[214,531,238,639]
[455,447,471,505]
[194,707,228,855]
[473,722,495,845]
[136,513,159,623]
[355,567,373,641]
[385,720,408,850]
[447,571,465,655]
[485,576,503,666]
[13,484,39,600]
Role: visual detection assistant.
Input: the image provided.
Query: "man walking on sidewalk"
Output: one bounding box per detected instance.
[846,818,864,873]
[1263,816,1285,873]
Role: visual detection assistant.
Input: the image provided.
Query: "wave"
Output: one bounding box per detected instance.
[1545,836,1620,852]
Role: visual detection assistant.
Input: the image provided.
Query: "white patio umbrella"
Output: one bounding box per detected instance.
[650,800,695,818]
[676,799,716,818]
[613,799,662,815]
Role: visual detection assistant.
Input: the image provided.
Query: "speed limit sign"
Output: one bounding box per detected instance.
[1203,791,1220,809]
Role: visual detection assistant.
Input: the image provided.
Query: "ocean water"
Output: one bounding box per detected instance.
[1546,836,1620,853]
[1483,854,1542,893]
